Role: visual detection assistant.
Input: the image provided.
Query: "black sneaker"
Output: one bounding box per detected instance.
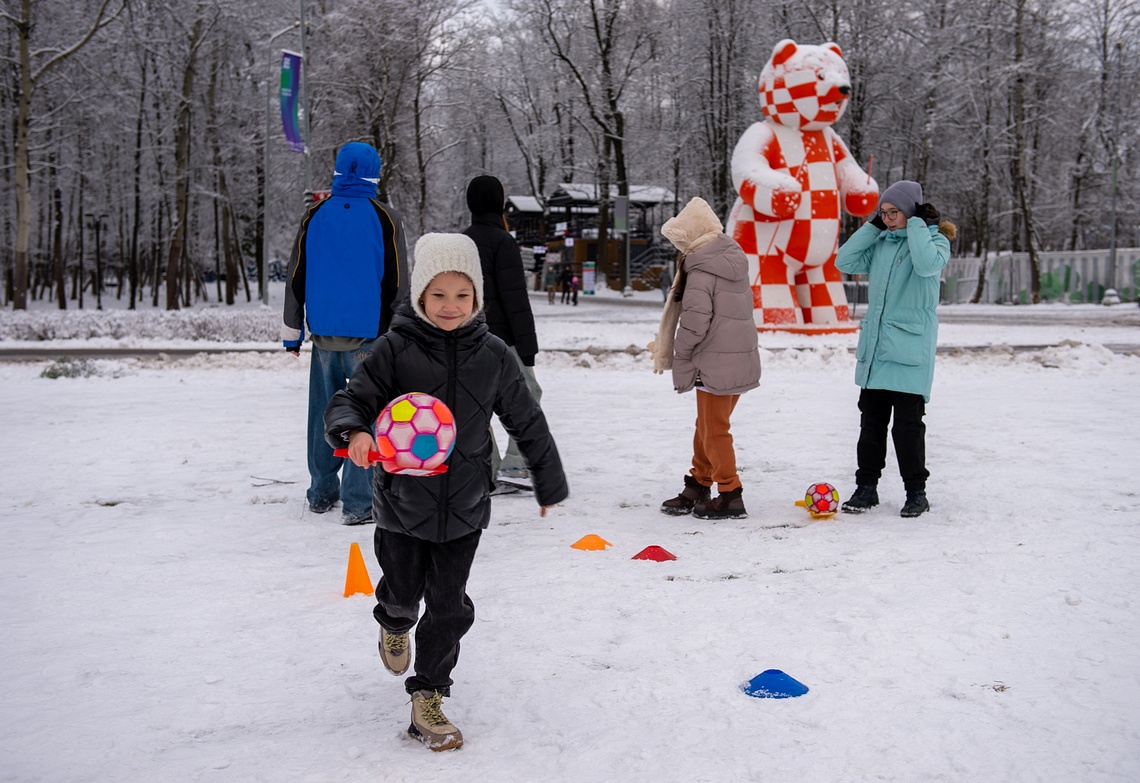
[692,487,747,520]
[841,485,879,513]
[660,475,712,516]
[900,491,930,518]
[308,498,336,514]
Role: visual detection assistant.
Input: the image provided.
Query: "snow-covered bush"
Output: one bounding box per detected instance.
[0,309,279,342]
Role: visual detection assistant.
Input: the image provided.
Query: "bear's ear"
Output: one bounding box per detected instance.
[772,39,798,66]
[824,42,844,59]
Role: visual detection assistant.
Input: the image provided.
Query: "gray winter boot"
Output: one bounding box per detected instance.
[661,475,712,516]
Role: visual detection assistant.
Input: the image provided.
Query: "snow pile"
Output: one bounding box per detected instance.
[0,307,279,342]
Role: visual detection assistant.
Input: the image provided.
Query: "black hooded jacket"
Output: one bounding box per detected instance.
[323,302,567,542]
[462,179,539,365]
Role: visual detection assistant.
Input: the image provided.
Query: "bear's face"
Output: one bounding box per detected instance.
[759,39,851,131]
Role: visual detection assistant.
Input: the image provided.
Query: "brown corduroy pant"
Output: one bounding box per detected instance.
[690,390,742,493]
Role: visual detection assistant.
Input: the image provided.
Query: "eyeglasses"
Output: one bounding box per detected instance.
[879,208,902,220]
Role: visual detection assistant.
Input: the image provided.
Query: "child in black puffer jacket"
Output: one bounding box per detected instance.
[324,233,568,752]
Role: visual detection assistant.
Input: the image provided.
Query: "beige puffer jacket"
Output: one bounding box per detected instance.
[657,198,761,395]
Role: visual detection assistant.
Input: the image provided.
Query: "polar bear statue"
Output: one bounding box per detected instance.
[726,39,879,331]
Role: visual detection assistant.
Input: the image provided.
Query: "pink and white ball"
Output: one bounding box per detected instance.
[805,482,840,516]
[373,393,456,475]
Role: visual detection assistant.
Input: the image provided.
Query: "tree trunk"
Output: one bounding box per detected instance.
[129,52,148,310]
[12,0,35,310]
[166,17,205,311]
[1011,0,1040,303]
[207,57,238,305]
[53,185,65,309]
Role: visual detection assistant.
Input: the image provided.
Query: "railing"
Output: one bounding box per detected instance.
[629,244,674,279]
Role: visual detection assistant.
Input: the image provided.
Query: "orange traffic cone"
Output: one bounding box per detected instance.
[343,542,374,597]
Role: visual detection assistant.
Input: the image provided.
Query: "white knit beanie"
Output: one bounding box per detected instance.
[410,233,484,325]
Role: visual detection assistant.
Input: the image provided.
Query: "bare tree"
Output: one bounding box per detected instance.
[5,0,126,310]
[164,11,212,310]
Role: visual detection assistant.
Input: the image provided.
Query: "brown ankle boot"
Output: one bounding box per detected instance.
[660,475,712,516]
[692,487,747,519]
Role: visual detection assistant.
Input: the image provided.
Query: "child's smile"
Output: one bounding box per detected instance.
[422,271,475,331]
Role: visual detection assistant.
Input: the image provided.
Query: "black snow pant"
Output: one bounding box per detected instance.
[855,388,929,493]
[373,528,482,696]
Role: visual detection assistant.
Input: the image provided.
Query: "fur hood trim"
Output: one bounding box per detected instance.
[661,197,723,254]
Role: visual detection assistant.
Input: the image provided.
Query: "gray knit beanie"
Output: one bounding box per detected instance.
[410,233,484,325]
[878,180,923,218]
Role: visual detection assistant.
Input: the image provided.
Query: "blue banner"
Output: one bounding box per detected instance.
[279,50,305,154]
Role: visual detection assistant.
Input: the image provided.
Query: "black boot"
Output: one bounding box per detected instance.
[661,475,712,516]
[841,485,879,514]
[692,487,747,520]
[900,490,929,518]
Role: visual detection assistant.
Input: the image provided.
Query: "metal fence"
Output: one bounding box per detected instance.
[939,248,1140,304]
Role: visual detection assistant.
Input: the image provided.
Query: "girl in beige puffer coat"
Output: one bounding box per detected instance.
[651,197,761,519]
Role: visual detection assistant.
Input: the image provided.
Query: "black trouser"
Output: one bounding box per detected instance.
[855,388,929,492]
[373,528,482,696]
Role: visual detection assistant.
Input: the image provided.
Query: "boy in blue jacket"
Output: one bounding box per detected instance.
[282,142,408,525]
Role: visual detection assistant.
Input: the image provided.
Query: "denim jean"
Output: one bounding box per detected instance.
[373,528,482,696]
[491,346,543,475]
[855,388,929,492]
[306,341,375,517]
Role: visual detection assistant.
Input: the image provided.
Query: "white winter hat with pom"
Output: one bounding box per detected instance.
[410,233,484,325]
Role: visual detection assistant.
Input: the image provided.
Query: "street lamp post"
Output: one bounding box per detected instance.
[299,0,313,194]
[262,21,301,306]
[1108,41,1122,297]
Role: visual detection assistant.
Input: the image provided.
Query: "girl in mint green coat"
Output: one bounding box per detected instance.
[835,180,954,518]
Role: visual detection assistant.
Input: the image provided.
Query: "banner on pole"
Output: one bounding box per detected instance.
[279,50,305,154]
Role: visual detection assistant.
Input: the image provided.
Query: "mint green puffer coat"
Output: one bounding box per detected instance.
[835,216,950,402]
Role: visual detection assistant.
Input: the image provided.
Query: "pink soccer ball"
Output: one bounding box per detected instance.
[805,482,840,516]
[373,393,456,475]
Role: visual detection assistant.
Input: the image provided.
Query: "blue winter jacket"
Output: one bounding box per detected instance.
[835,216,950,401]
[282,143,408,348]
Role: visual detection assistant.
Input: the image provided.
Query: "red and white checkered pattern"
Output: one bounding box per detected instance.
[725,40,878,333]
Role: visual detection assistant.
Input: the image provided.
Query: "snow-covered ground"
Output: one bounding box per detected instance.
[2,291,1139,782]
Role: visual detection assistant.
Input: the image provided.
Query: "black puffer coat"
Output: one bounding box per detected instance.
[463,213,539,364]
[324,302,567,542]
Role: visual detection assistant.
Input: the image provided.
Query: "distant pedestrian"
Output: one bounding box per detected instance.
[651,197,760,519]
[659,262,672,301]
[282,141,408,525]
[835,179,955,518]
[571,275,579,306]
[560,266,573,304]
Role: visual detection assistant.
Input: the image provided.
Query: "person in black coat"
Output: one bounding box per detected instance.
[462,175,544,487]
[324,232,567,751]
